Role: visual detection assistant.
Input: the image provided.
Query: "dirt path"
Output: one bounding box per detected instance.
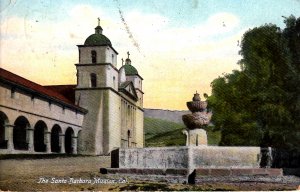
[0,156,299,191]
[0,156,114,191]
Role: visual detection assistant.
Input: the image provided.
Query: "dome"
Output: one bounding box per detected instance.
[84,33,112,46]
[120,51,139,75]
[120,64,139,76]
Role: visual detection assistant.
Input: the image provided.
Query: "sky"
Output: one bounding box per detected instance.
[1,0,300,110]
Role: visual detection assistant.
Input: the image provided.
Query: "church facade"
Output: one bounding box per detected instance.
[0,22,144,155]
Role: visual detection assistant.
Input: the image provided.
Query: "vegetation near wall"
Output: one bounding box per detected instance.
[144,117,221,147]
[207,15,300,151]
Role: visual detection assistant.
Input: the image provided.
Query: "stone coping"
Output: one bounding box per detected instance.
[116,146,264,169]
[123,146,261,150]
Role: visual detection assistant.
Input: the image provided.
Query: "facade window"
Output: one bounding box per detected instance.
[127,130,131,138]
[91,50,97,64]
[113,76,116,89]
[112,54,114,63]
[90,73,97,88]
[79,50,81,63]
[76,70,79,85]
[48,101,52,110]
[11,88,15,98]
[31,95,35,103]
[62,106,65,114]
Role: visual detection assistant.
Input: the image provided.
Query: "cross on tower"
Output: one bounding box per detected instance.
[127,51,130,59]
[98,17,100,26]
[121,58,124,66]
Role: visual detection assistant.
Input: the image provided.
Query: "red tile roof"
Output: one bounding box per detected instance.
[0,68,86,112]
[44,85,76,104]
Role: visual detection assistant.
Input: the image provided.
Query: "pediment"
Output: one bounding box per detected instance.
[119,81,138,101]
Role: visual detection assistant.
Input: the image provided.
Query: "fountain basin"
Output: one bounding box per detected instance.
[111,146,264,169]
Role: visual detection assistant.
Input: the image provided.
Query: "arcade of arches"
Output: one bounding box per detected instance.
[0,111,79,154]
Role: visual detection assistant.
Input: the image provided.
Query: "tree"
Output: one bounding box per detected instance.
[208,15,300,150]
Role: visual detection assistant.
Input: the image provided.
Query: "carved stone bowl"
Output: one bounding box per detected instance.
[182,112,212,130]
[186,101,207,113]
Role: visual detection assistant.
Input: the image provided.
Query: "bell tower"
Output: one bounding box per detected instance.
[75,19,120,155]
[76,18,118,90]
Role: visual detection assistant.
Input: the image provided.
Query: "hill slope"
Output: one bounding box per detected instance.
[144,109,189,124]
[144,117,221,147]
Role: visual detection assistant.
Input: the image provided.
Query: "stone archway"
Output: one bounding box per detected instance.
[65,127,74,154]
[34,120,47,152]
[13,116,30,150]
[51,125,61,153]
[0,111,9,149]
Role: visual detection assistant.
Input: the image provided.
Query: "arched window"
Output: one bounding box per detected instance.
[90,73,97,88]
[91,50,97,63]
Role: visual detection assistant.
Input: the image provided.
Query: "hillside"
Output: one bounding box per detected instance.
[144,117,221,147]
[144,108,189,124]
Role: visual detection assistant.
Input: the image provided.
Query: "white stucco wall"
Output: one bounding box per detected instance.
[106,90,122,153]
[79,46,117,67]
[76,65,118,91]
[126,76,142,90]
[76,89,106,155]
[135,108,144,148]
[0,84,84,131]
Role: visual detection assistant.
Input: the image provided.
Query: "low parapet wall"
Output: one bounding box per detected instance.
[112,146,264,169]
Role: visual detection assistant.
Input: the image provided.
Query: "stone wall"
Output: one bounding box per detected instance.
[119,147,189,169]
[115,146,262,169]
[191,146,260,168]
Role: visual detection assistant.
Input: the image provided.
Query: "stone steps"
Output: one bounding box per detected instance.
[195,168,283,177]
[101,168,285,184]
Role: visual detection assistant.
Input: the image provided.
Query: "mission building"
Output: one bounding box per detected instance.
[0,21,144,155]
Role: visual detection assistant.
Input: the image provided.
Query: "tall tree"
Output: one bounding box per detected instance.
[208,16,300,150]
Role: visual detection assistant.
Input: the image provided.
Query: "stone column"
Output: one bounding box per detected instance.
[188,129,207,146]
[26,125,34,152]
[5,124,14,151]
[45,132,51,153]
[59,134,65,153]
[72,136,78,154]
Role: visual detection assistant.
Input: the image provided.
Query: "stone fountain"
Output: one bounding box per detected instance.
[182,92,212,146]
[103,91,282,183]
